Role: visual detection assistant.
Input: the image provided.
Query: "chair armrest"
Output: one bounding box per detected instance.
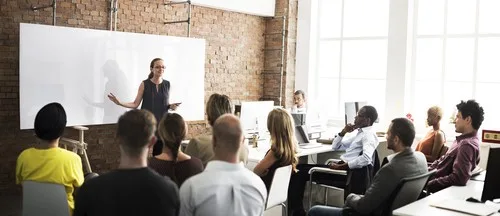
[309,167,347,176]
[325,159,342,165]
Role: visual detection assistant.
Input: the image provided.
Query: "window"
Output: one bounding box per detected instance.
[411,0,500,128]
[315,0,389,120]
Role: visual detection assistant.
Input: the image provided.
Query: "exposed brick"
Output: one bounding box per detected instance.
[0,0,298,197]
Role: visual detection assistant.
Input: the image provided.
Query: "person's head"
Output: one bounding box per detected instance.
[212,114,243,160]
[293,90,306,108]
[206,93,232,127]
[158,113,187,161]
[354,105,378,128]
[386,118,415,151]
[34,102,67,142]
[148,58,165,79]
[116,109,157,158]
[455,100,484,133]
[427,106,443,127]
[267,108,298,170]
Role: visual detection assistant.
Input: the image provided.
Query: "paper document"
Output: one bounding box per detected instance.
[430,199,499,216]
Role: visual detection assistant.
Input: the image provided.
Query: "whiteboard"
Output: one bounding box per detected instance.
[190,0,275,17]
[19,23,205,129]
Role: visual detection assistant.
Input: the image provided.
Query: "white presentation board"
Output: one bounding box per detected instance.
[19,23,205,129]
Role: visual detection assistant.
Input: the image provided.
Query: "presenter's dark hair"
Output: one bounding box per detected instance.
[34,102,67,141]
[148,58,164,79]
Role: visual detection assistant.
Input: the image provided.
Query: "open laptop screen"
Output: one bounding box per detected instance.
[481,145,500,202]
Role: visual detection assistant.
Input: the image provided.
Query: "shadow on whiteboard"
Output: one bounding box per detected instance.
[83,60,129,123]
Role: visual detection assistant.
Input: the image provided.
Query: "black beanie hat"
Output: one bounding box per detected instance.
[34,102,67,141]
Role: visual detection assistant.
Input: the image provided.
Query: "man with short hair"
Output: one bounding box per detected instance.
[16,102,84,215]
[427,100,484,193]
[289,106,380,216]
[179,114,267,216]
[292,90,307,113]
[74,110,179,216]
[308,118,428,216]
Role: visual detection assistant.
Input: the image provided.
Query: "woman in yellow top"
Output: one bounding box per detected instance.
[415,106,446,162]
[16,103,84,215]
[253,108,298,191]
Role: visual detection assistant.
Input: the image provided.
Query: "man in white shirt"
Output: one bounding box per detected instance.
[291,90,307,113]
[288,106,379,216]
[179,114,267,216]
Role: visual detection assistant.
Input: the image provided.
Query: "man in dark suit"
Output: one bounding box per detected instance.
[308,118,428,216]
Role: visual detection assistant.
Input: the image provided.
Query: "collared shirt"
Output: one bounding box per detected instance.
[332,126,379,169]
[291,104,307,113]
[179,160,267,216]
[427,132,480,193]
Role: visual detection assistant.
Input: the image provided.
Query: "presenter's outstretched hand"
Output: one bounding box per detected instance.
[107,93,120,105]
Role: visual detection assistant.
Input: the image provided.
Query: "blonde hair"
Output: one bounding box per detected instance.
[267,108,298,171]
[428,106,443,120]
[206,93,232,126]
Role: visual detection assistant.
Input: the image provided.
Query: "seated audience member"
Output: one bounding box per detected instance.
[426,100,484,193]
[148,113,203,187]
[415,106,446,162]
[253,108,298,191]
[74,110,179,216]
[291,90,306,113]
[289,106,379,216]
[185,93,248,167]
[16,102,84,215]
[308,118,428,216]
[180,114,267,216]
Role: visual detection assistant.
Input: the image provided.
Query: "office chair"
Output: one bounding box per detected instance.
[307,150,380,209]
[22,181,69,216]
[265,165,293,216]
[342,170,436,216]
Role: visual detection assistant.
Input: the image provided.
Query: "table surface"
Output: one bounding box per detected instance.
[393,180,500,216]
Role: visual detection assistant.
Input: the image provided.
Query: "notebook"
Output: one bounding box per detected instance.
[430,199,499,216]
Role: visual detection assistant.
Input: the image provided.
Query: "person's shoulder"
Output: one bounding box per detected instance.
[17,147,35,159]
[186,157,203,168]
[412,150,428,165]
[242,167,266,187]
[55,148,82,162]
[191,135,212,145]
[147,168,178,188]
[243,169,267,196]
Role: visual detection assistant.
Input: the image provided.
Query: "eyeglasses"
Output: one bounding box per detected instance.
[154,66,166,69]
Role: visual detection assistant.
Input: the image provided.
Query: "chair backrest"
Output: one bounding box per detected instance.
[22,181,69,216]
[345,150,379,197]
[382,170,436,215]
[266,165,293,210]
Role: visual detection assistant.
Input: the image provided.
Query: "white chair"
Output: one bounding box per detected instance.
[22,181,69,216]
[265,165,293,216]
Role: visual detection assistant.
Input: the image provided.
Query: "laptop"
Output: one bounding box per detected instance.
[481,146,500,202]
[295,125,322,149]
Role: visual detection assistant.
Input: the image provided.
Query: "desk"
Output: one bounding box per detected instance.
[393,181,500,216]
[246,136,388,170]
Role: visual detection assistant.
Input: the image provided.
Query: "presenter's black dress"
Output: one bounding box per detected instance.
[141,79,170,156]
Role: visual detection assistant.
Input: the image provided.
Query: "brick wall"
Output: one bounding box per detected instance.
[0,0,279,195]
[262,0,297,107]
